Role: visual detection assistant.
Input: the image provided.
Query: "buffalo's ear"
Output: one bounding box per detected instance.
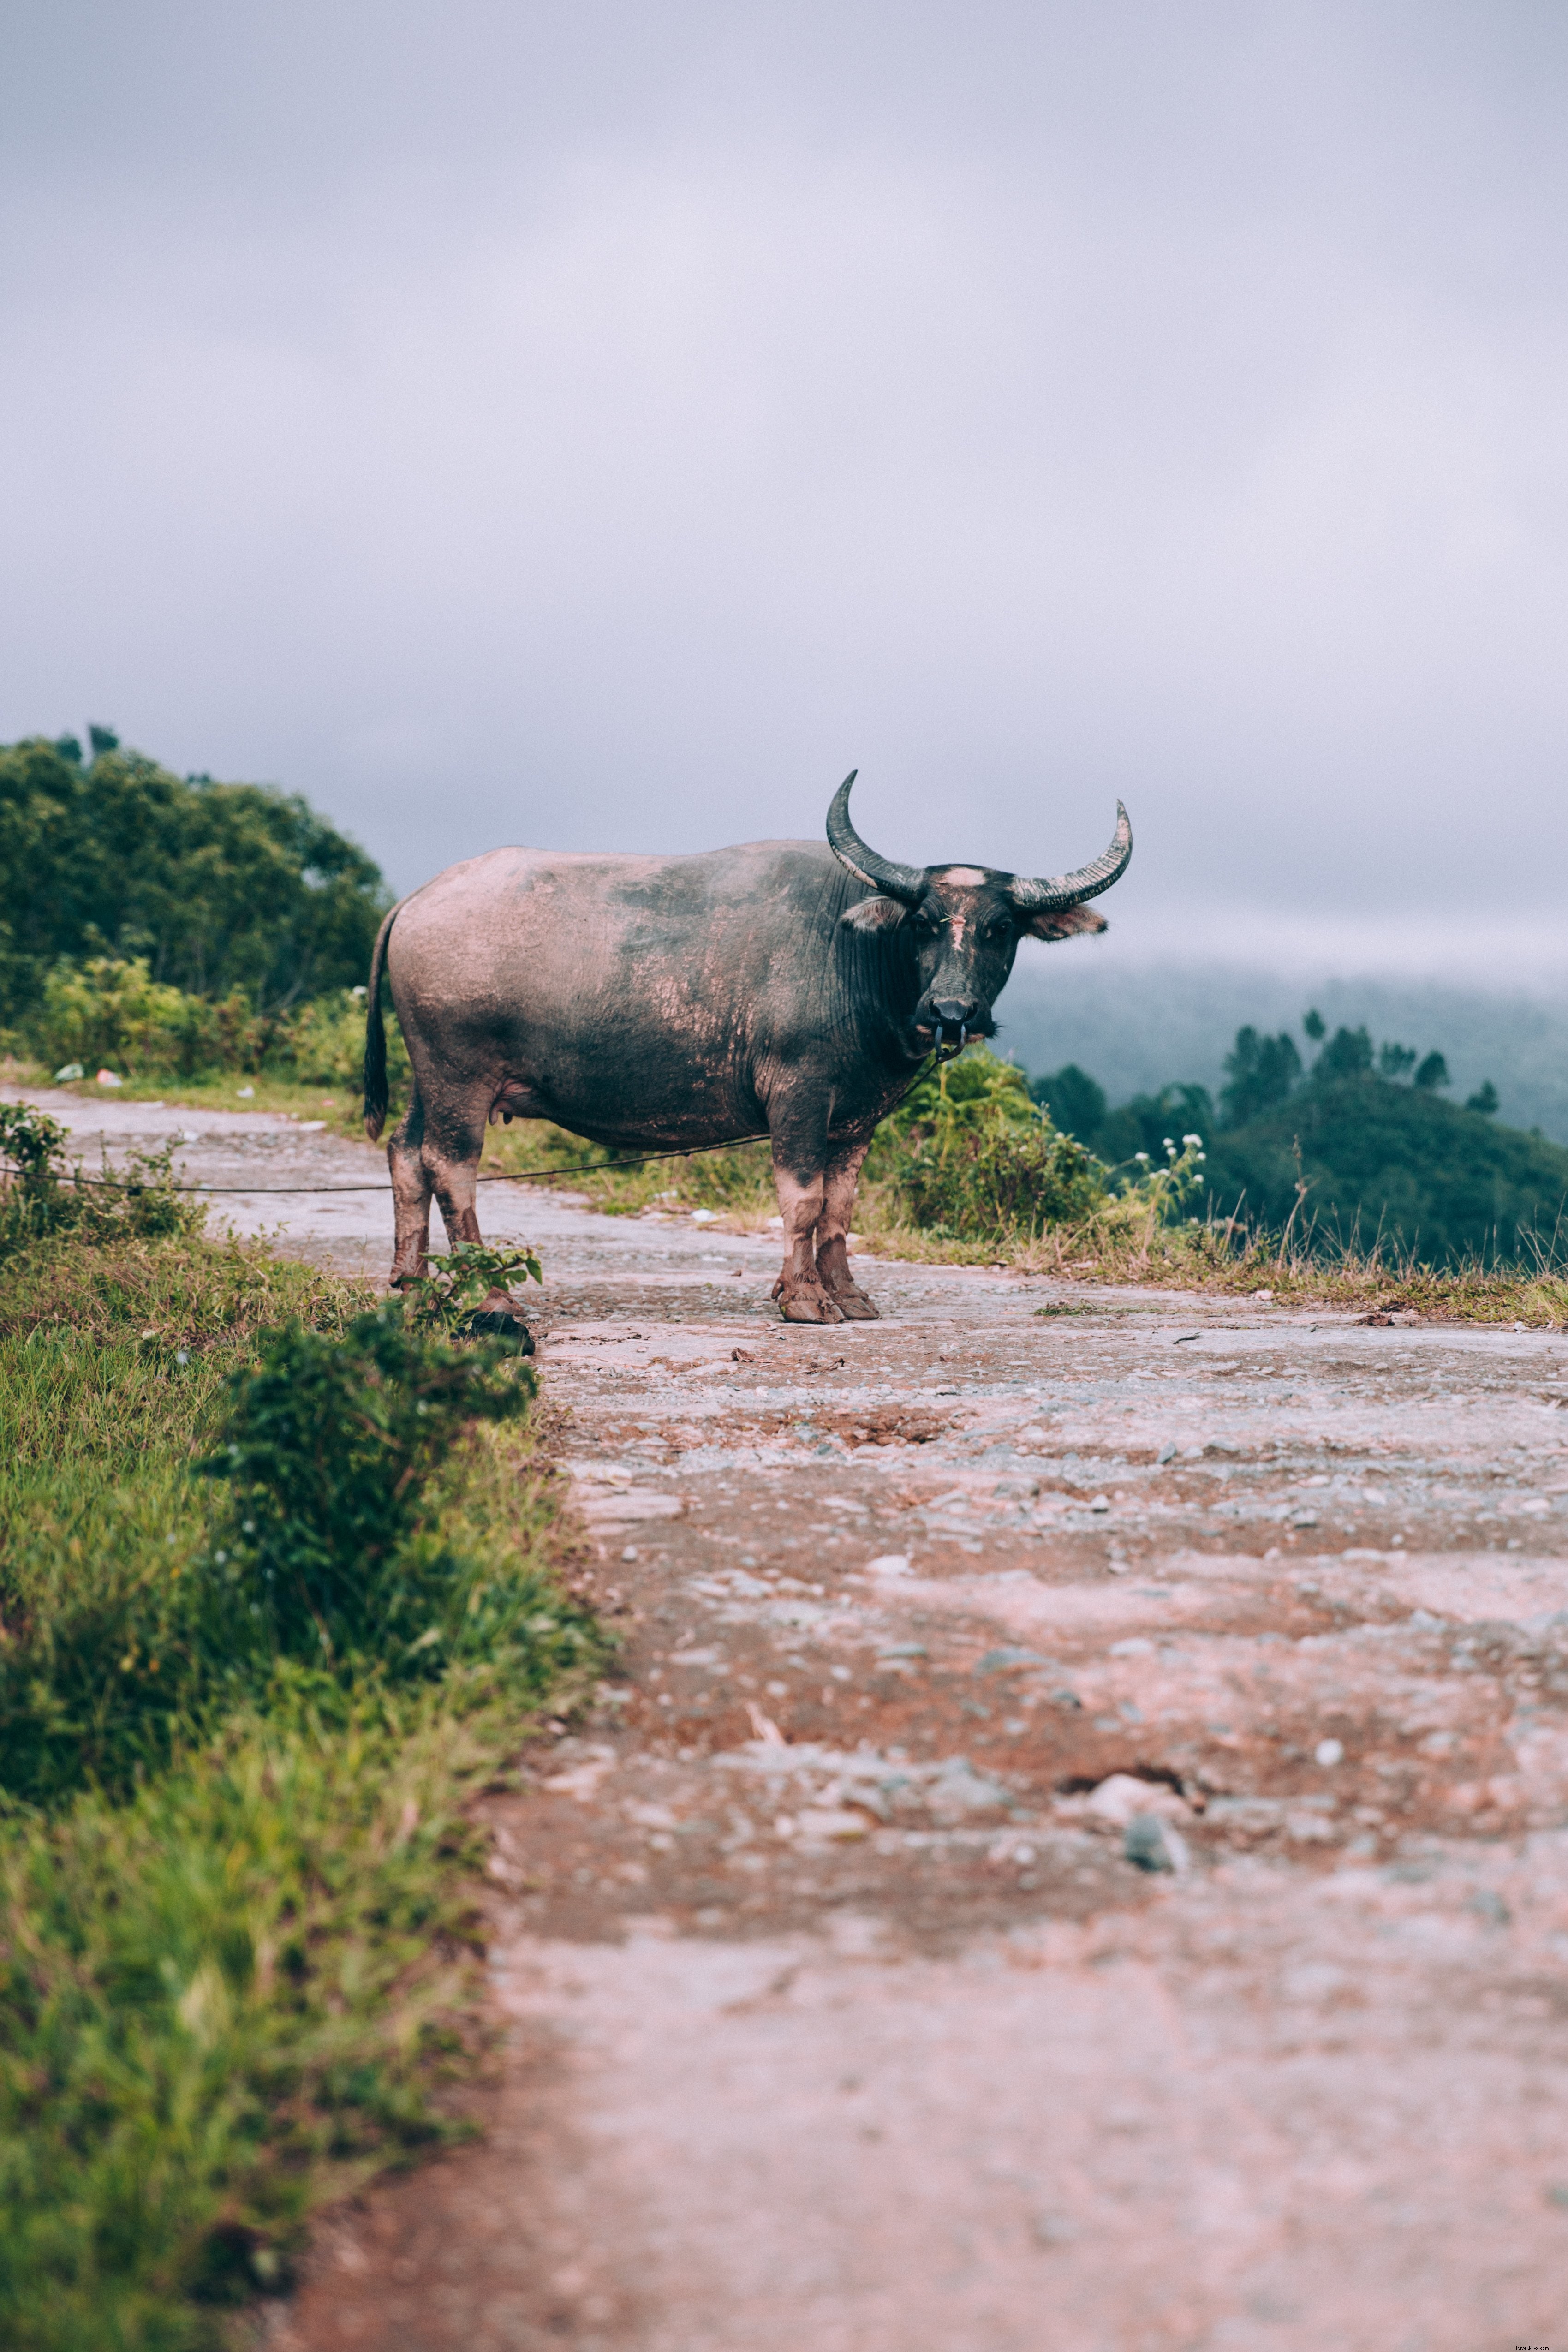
[841,895,907,931]
[1018,903,1108,943]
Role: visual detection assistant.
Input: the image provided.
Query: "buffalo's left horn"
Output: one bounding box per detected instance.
[1006,801,1133,912]
[825,771,926,904]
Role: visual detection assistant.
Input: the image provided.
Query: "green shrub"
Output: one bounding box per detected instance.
[0,1199,556,1809]
[867,1046,1109,1243]
[275,985,409,1098]
[197,1303,535,1679]
[32,956,266,1080]
[0,1102,204,1261]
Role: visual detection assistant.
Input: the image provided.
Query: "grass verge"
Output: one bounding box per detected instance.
[0,1174,597,2345]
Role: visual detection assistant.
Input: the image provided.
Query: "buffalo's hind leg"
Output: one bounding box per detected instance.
[814,1139,878,1320]
[388,1086,436,1288]
[393,1084,535,1353]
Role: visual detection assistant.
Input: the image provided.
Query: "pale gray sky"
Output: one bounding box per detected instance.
[3,3,1567,971]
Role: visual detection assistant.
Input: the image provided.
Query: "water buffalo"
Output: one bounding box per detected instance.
[363,774,1130,1333]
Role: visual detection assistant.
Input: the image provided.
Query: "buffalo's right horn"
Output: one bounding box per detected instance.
[825,772,926,904]
[1006,801,1133,912]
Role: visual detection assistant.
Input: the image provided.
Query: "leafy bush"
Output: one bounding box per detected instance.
[32,955,267,1080]
[866,1047,1109,1244]
[0,1169,554,1805]
[198,1302,536,1677]
[274,985,410,1099]
[0,1102,203,1260]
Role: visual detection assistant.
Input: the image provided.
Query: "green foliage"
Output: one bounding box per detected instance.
[279,984,411,1096]
[866,1047,1109,1243]
[1315,1022,1373,1079]
[1028,1062,1106,1140]
[1467,1080,1500,1116]
[1219,1026,1301,1126]
[1414,1051,1450,1091]
[399,1242,543,1333]
[1202,1072,1568,1264]
[0,735,388,1030]
[0,1102,204,1261]
[197,1304,536,1682]
[33,955,268,1080]
[0,1223,596,2343]
[0,1685,504,2344]
[18,960,409,1099]
[1091,1082,1216,1170]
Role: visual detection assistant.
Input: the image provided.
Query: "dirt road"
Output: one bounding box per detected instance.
[16,1090,1568,2349]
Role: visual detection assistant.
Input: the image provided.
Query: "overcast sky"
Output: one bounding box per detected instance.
[3,3,1567,973]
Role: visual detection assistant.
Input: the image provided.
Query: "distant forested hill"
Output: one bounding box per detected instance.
[0,734,388,1026]
[997,955,1568,1144]
[1201,1076,1568,1264]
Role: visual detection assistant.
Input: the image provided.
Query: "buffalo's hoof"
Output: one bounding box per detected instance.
[463,1308,536,1355]
[779,1288,844,1324]
[826,1286,879,1320]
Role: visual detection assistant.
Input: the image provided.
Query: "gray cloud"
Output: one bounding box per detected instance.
[3,3,1566,960]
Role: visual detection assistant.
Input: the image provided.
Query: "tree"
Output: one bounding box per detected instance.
[1377,1042,1417,1081]
[1029,1063,1107,1141]
[1315,1024,1373,1080]
[0,736,389,1026]
[1303,1009,1326,1042]
[1220,1026,1301,1127]
[1466,1080,1500,1116]
[1413,1052,1450,1092]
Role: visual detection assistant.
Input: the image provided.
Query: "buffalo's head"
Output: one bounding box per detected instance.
[827,771,1132,1049]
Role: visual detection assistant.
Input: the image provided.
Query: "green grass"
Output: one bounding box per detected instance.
[0,1215,599,2348]
[24,1065,364,1126]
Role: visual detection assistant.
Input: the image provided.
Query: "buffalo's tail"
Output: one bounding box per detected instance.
[362,900,404,1140]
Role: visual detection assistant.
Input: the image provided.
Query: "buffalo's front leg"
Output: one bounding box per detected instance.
[769,1151,843,1324]
[813,1139,878,1319]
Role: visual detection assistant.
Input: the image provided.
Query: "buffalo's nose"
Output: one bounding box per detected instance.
[932,997,976,1025]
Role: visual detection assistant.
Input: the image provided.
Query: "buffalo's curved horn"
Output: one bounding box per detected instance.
[825,771,926,904]
[1006,801,1133,913]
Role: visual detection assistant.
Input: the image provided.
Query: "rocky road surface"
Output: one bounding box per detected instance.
[13,1088,1568,2349]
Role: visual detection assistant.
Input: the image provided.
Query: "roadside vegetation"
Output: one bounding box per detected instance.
[0,1107,595,2349]
[6,723,1568,1323]
[476,1047,1568,1325]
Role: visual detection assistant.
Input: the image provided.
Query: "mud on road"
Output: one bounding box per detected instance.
[14,1092,1568,2349]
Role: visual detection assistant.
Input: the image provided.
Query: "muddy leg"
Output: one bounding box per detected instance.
[814,1140,878,1319]
[769,1160,843,1323]
[425,1106,535,1351]
[388,1091,435,1286]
